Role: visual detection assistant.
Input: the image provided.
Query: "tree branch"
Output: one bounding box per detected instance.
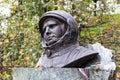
[80,21,109,28]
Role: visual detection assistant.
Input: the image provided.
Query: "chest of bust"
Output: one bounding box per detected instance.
[41,45,98,68]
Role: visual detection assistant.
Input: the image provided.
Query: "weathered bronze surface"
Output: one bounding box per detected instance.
[37,10,98,68]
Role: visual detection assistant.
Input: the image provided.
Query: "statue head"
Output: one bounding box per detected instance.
[38,10,79,48]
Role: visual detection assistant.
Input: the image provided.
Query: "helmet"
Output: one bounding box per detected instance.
[38,10,79,48]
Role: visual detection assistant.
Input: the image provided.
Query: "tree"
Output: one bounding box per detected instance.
[0,0,117,80]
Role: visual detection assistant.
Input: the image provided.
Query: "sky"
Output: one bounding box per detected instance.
[0,0,11,16]
[0,0,11,33]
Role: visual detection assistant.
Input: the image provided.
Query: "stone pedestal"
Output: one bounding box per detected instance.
[12,68,115,80]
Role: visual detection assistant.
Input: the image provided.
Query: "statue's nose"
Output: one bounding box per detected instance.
[45,27,51,35]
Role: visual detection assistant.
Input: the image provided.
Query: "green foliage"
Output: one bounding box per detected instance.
[0,0,118,79]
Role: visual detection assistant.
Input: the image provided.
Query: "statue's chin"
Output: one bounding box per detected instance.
[45,38,59,46]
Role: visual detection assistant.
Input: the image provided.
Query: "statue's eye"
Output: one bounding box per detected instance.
[43,23,57,33]
[49,24,57,29]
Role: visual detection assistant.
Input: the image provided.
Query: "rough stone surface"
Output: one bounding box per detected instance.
[12,68,82,80]
[12,68,115,80]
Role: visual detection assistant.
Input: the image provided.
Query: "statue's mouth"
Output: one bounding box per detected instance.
[47,36,52,41]
[46,37,52,41]
[46,35,56,41]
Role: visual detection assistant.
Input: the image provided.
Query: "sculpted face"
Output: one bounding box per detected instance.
[43,18,67,46]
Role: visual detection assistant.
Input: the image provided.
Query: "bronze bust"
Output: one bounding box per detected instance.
[36,10,98,68]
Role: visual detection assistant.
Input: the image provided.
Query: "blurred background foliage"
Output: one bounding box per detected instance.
[0,0,120,79]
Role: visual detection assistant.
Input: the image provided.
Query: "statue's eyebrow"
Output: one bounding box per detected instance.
[43,21,58,28]
[49,23,57,27]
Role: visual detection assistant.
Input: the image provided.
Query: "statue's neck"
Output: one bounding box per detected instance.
[44,42,78,57]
